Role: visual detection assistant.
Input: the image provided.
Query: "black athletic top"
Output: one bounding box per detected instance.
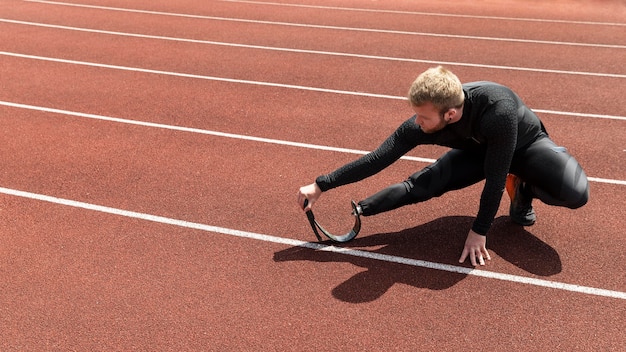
[315,81,546,235]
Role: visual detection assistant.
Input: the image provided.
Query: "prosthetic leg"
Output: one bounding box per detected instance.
[303,199,361,243]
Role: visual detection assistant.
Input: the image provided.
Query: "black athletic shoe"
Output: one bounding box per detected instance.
[506,174,536,226]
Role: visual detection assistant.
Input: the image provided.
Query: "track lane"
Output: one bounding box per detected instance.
[214,0,626,25]
[0,55,624,180]
[2,194,624,350]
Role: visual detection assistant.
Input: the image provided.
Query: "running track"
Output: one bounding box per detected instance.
[1,0,625,350]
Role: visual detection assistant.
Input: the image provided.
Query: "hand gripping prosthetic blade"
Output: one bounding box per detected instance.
[303,200,361,243]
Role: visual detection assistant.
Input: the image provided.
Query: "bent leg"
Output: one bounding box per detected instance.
[510,136,589,209]
[359,149,486,216]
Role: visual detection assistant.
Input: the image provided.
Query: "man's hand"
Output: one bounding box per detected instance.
[459,229,491,266]
[297,183,322,211]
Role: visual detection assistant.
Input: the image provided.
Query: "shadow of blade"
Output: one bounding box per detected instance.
[275,216,562,303]
[275,216,472,303]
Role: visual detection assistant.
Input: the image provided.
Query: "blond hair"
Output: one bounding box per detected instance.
[408,66,464,112]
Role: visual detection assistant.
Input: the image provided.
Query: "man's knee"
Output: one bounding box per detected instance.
[561,155,589,209]
[568,184,589,209]
[408,166,441,200]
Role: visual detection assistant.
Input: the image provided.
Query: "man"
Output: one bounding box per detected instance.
[297,66,589,266]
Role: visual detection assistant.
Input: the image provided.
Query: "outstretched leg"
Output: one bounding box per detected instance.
[359,149,486,216]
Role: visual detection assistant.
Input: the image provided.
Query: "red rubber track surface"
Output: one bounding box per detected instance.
[1,0,625,350]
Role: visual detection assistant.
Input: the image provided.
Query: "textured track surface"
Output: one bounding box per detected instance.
[1,0,624,350]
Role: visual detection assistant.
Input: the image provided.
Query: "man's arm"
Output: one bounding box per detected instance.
[460,99,519,265]
[315,116,423,192]
[298,116,423,213]
[471,100,519,235]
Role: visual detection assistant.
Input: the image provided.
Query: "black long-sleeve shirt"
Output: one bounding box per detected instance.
[315,81,546,235]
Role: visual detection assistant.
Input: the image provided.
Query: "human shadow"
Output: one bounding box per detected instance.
[274,216,561,303]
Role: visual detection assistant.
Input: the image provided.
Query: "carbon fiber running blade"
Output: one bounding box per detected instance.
[303,199,322,241]
[313,200,361,243]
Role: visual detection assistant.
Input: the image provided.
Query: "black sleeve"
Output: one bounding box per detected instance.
[316,117,423,192]
[471,99,518,235]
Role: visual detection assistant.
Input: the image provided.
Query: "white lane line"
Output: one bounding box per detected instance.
[23,0,626,49]
[1,100,625,186]
[0,100,432,164]
[0,51,400,100]
[1,51,625,121]
[1,18,624,79]
[1,185,625,300]
[220,0,626,27]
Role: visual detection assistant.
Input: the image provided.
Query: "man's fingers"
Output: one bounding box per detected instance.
[474,248,492,266]
[297,194,311,211]
[458,249,469,263]
[472,250,486,266]
[460,251,489,266]
[481,248,491,262]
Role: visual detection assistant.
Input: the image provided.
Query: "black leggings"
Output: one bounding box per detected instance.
[359,136,589,215]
